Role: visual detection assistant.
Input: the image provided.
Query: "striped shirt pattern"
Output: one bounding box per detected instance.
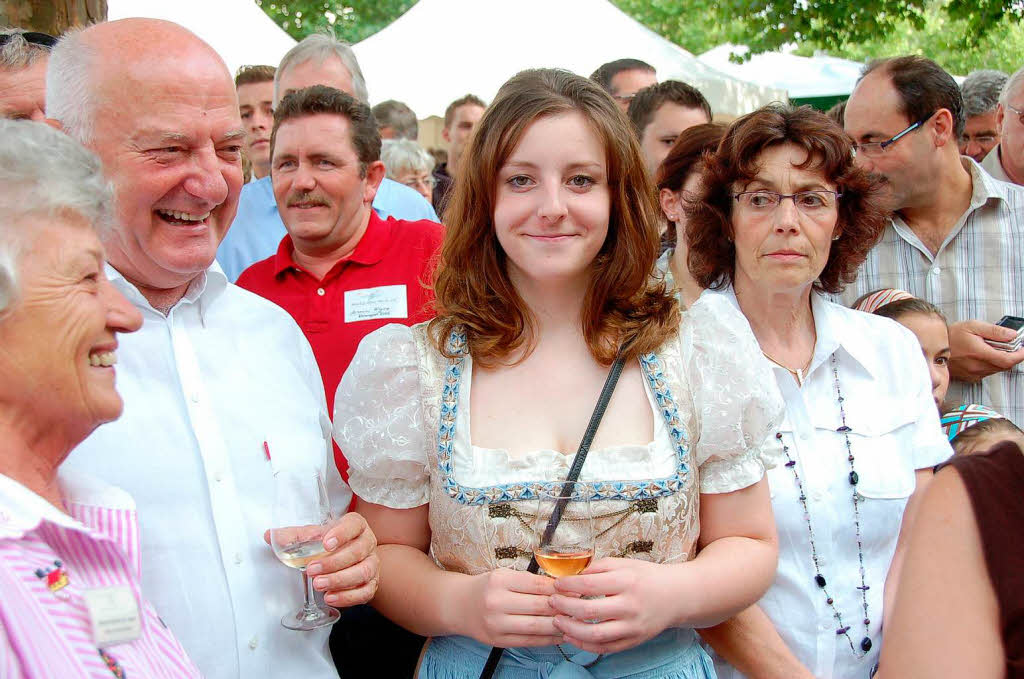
[838,159,1024,424]
[0,477,200,679]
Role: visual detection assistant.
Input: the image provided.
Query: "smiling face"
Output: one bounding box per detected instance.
[0,214,142,444]
[640,103,710,176]
[271,113,380,255]
[731,143,840,295]
[894,311,951,410]
[0,58,47,121]
[88,51,244,293]
[237,79,275,177]
[494,112,611,291]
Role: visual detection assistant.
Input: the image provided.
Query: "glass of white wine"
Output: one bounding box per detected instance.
[533,482,595,577]
[270,466,341,630]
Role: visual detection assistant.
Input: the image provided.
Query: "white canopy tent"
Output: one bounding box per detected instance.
[106,0,297,76]
[698,45,864,100]
[353,0,787,117]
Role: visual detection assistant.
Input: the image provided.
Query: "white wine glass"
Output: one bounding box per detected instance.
[533,482,595,577]
[270,466,341,630]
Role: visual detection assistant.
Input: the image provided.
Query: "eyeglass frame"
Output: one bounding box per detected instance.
[851,110,936,157]
[732,190,844,215]
[0,32,58,49]
[1004,103,1024,126]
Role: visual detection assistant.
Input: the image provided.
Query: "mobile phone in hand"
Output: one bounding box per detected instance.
[985,315,1024,351]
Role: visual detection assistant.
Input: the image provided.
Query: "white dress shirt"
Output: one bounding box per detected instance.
[709,288,952,679]
[66,263,350,679]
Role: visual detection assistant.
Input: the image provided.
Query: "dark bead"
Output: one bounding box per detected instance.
[799,495,806,501]
[826,597,834,605]
[848,455,855,462]
[815,574,826,587]
[858,585,871,591]
[849,471,859,485]
[776,432,783,440]
[786,460,796,467]
[864,618,870,625]
[861,637,873,652]
[836,626,850,635]
[838,396,845,402]
[837,425,852,432]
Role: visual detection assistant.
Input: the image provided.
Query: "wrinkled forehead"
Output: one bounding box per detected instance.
[93,54,240,133]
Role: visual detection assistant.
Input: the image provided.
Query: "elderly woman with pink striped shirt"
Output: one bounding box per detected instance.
[0,120,201,678]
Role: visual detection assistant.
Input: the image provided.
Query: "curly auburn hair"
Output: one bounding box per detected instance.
[429,68,679,366]
[686,104,888,294]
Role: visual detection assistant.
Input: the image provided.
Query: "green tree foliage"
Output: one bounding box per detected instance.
[613,0,1024,74]
[255,0,416,44]
[256,0,1023,74]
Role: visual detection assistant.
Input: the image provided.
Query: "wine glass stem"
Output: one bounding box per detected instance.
[301,571,316,612]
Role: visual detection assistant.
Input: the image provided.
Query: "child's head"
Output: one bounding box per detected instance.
[945,410,1024,455]
[868,296,950,411]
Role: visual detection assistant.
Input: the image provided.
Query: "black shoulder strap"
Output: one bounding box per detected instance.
[478,351,629,679]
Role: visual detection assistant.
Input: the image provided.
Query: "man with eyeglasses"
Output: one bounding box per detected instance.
[842,55,1024,426]
[0,27,54,121]
[591,58,657,113]
[981,65,1024,186]
[959,69,1007,163]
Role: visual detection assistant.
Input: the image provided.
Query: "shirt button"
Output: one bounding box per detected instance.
[819,621,831,632]
[817,555,827,566]
[931,267,941,276]
[248,636,258,650]
[214,471,223,483]
[812,491,823,502]
[316,287,326,296]
[234,553,243,565]
[190,392,200,403]
[799,432,809,441]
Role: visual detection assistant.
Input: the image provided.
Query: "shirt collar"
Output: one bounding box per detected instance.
[0,471,134,539]
[104,261,228,324]
[712,285,882,380]
[273,210,393,278]
[963,155,1011,206]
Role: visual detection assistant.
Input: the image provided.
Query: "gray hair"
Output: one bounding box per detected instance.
[45,26,97,144]
[0,26,52,70]
[381,139,434,179]
[1001,64,1024,106]
[961,69,1008,118]
[372,99,418,140]
[275,33,368,106]
[0,119,113,314]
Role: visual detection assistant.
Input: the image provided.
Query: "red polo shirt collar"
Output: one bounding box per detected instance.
[271,210,393,278]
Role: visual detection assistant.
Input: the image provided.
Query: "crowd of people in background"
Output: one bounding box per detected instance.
[1,16,1023,679]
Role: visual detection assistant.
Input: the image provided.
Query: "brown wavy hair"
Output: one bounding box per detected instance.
[655,122,727,249]
[430,68,679,366]
[687,104,888,294]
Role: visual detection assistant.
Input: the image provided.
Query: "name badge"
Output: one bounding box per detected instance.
[344,284,408,323]
[82,586,142,647]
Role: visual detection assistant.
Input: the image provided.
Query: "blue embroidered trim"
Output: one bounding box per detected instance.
[437,329,691,505]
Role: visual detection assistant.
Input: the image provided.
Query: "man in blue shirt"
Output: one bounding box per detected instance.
[218,35,438,281]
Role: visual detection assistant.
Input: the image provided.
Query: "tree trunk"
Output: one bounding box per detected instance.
[1,0,107,35]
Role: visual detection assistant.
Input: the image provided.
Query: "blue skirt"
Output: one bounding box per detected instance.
[418,628,716,679]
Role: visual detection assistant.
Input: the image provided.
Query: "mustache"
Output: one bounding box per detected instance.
[286,191,330,208]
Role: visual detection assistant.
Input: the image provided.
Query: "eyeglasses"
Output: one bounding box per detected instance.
[733,190,842,215]
[0,31,58,49]
[401,175,435,189]
[1006,103,1024,126]
[852,111,936,157]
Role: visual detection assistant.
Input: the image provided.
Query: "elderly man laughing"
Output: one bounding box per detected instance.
[49,19,379,679]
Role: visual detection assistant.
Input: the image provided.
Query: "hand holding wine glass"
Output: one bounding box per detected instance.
[270,466,340,630]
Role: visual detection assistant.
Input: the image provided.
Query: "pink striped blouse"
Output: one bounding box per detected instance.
[0,472,201,678]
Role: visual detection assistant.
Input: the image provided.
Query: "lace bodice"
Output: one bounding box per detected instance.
[334,292,784,574]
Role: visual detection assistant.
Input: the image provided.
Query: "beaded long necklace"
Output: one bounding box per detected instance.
[777,352,872,657]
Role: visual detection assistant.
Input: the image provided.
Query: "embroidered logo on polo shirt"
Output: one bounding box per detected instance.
[99,648,126,678]
[34,560,69,593]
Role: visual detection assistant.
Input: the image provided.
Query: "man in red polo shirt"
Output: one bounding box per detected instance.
[237,85,443,479]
